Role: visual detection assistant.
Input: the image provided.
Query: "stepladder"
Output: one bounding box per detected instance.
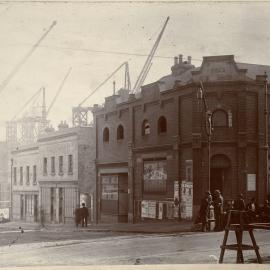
[219,210,262,264]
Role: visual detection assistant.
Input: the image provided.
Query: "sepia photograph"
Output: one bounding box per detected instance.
[0,0,270,268]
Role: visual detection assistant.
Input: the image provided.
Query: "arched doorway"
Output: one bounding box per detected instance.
[210,154,230,194]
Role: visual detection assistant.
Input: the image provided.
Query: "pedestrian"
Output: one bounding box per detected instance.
[81,203,89,227]
[213,190,224,231]
[233,193,246,211]
[199,191,212,232]
[74,205,81,228]
[232,193,247,224]
[246,197,259,222]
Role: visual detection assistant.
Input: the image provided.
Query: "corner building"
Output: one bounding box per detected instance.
[93,55,270,223]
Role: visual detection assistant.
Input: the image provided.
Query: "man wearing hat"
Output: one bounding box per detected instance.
[199,191,212,232]
[213,189,224,231]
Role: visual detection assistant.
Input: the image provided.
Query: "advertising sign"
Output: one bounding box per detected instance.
[181,181,193,219]
[141,200,156,219]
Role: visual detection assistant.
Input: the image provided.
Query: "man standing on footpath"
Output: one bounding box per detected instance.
[213,190,224,231]
[81,203,89,227]
[199,191,212,232]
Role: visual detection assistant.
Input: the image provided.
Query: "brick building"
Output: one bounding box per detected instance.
[93,54,270,223]
[38,125,96,224]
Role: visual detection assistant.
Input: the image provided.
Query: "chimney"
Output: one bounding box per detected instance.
[188,56,192,64]
[179,54,183,64]
[174,56,178,65]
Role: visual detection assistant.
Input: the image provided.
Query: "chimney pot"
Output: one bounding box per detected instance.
[188,56,192,64]
[174,56,178,65]
[179,54,183,64]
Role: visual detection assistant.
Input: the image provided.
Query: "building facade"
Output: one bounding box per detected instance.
[93,54,270,223]
[37,126,95,224]
[11,144,39,222]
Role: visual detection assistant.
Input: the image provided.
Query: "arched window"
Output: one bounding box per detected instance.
[117,124,124,140]
[103,127,109,142]
[142,119,150,136]
[212,110,227,127]
[158,116,167,134]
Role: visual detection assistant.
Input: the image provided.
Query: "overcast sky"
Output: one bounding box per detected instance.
[1,1,270,141]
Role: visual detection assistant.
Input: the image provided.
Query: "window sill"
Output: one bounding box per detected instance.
[68,172,73,175]
[58,172,64,176]
[51,172,56,176]
[43,173,47,176]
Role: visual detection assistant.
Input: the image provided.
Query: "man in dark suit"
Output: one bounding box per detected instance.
[81,203,89,227]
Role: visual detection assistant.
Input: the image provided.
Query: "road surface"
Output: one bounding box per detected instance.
[0,229,269,266]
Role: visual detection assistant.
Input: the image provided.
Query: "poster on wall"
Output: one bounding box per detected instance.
[101,175,118,200]
[143,160,167,193]
[141,200,156,219]
[247,174,256,191]
[0,208,9,221]
[181,181,193,219]
[141,200,149,218]
[174,181,179,218]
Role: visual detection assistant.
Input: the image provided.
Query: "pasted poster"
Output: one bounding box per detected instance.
[181,181,193,219]
[143,160,167,193]
[174,181,179,218]
[101,175,118,200]
[141,200,157,219]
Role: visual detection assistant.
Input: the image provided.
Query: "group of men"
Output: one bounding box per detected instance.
[74,203,89,228]
[199,189,224,232]
[199,190,270,232]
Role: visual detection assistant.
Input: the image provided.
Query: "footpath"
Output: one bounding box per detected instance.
[0,219,195,234]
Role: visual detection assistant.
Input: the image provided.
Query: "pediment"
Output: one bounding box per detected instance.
[191,55,248,82]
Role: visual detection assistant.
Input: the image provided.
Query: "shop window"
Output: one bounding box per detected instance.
[143,159,167,193]
[20,166,23,185]
[158,116,167,134]
[59,156,63,175]
[43,157,47,175]
[68,154,73,174]
[26,166,30,185]
[13,167,17,185]
[142,119,150,136]
[33,165,37,185]
[103,127,110,142]
[117,124,124,140]
[212,109,227,127]
[51,157,55,175]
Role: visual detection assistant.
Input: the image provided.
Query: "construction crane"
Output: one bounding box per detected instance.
[0,20,57,95]
[72,61,130,127]
[131,16,169,94]
[6,67,72,147]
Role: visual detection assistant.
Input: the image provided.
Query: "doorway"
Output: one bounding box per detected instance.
[210,154,230,195]
[118,173,128,223]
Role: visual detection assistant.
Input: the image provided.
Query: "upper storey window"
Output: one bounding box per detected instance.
[158,116,167,134]
[142,120,150,136]
[117,125,124,140]
[212,109,227,127]
[103,127,110,142]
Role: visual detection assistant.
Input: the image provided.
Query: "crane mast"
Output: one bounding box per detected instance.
[0,21,57,95]
[131,16,169,94]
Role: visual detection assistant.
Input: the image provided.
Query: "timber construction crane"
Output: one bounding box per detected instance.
[131,16,169,94]
[6,67,72,147]
[0,20,57,95]
[72,61,130,127]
